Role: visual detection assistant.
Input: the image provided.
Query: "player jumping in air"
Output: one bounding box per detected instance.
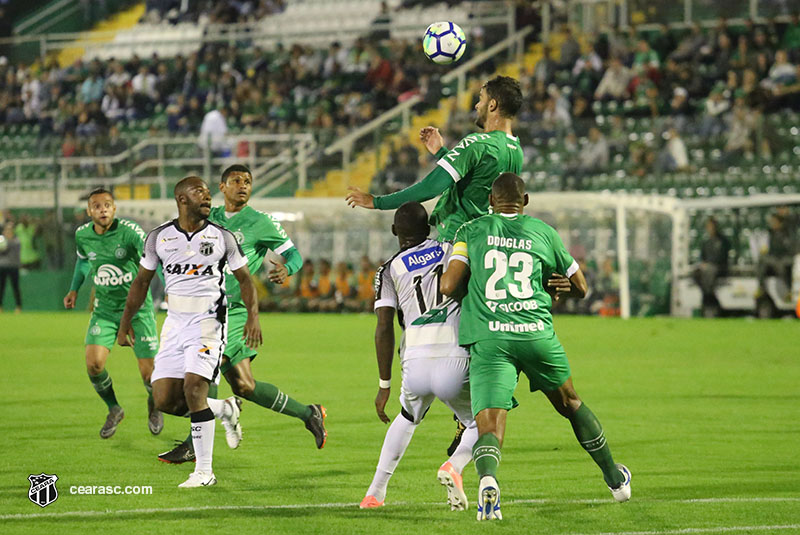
[360,202,478,511]
[118,176,261,488]
[158,164,327,464]
[441,173,631,521]
[346,75,523,242]
[64,188,162,439]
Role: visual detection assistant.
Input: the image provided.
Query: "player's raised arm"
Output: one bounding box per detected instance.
[117,266,155,346]
[419,126,446,155]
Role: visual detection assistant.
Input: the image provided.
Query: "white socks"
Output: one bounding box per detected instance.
[366,414,417,502]
[448,423,479,474]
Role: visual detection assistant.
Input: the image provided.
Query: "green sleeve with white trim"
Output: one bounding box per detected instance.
[373,165,453,210]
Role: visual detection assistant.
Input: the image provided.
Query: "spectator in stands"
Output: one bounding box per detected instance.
[700,85,730,137]
[575,126,609,176]
[724,97,756,159]
[571,42,603,95]
[693,217,730,314]
[650,24,677,63]
[711,33,734,80]
[346,255,376,312]
[198,106,230,156]
[533,46,556,86]
[655,127,689,173]
[633,39,660,79]
[668,86,691,130]
[308,259,335,312]
[0,223,22,313]
[559,26,581,70]
[756,213,796,297]
[381,145,419,194]
[106,61,130,89]
[670,23,707,63]
[594,56,632,101]
[15,215,41,270]
[782,14,800,62]
[79,69,104,104]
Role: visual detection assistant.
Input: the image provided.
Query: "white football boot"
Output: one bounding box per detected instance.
[220,397,243,449]
[608,463,632,502]
[476,475,502,521]
[178,471,217,488]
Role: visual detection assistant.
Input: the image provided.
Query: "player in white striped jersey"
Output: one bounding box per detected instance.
[360,202,478,511]
[118,176,262,488]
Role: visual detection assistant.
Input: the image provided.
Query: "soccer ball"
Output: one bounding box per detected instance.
[423,22,467,65]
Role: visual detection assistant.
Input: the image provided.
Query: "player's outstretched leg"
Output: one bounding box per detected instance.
[545,378,629,501]
[438,423,478,511]
[360,411,417,508]
[224,359,327,449]
[158,383,218,463]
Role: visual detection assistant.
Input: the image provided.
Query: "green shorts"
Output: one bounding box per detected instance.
[220,307,257,375]
[469,334,571,415]
[85,310,158,359]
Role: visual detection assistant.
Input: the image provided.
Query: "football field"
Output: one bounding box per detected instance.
[1,312,798,535]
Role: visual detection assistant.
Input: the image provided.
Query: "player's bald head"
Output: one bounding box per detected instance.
[174,175,205,200]
[491,173,525,204]
[393,202,429,240]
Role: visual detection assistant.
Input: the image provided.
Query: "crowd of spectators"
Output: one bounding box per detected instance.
[517,16,800,186]
[260,255,377,313]
[0,33,443,165]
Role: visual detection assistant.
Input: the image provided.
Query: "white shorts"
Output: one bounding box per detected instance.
[399,356,474,426]
[150,311,226,383]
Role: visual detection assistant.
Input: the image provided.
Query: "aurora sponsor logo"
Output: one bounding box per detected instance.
[488,320,545,333]
[94,264,134,286]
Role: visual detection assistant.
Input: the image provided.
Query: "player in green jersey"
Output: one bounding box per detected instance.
[441,173,631,521]
[345,75,524,242]
[158,164,327,464]
[63,188,162,439]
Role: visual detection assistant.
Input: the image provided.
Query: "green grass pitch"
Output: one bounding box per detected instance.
[1,312,798,534]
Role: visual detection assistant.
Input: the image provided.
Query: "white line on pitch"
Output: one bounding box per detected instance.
[572,525,800,535]
[2,496,799,521]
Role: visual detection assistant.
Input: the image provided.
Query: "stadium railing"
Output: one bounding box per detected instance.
[567,0,794,32]
[0,133,316,206]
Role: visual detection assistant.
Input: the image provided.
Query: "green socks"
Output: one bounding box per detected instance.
[246,381,312,421]
[569,403,624,487]
[473,433,501,479]
[89,369,119,410]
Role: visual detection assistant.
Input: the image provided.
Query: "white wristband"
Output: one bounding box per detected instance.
[379,379,391,389]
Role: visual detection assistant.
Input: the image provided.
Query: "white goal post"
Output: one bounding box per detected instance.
[115,192,800,318]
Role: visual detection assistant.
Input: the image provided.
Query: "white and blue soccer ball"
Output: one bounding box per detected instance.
[423,21,467,65]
